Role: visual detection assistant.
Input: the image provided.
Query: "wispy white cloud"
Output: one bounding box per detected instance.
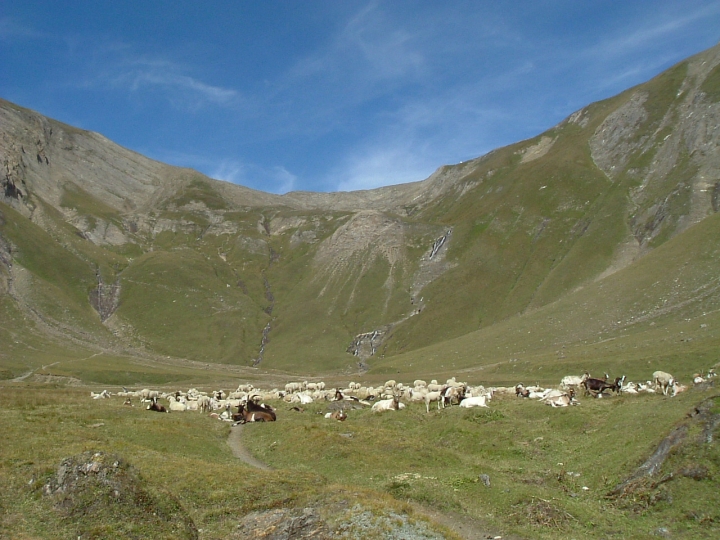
[99,56,240,110]
[588,3,720,60]
[332,145,433,192]
[287,1,425,104]
[209,159,245,185]
[209,159,297,195]
[140,151,298,195]
[340,1,425,80]
[121,64,238,106]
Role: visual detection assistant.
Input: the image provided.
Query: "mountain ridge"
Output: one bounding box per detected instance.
[2,42,719,381]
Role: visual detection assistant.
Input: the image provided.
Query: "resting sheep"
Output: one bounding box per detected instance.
[372,395,405,412]
[545,390,579,407]
[458,395,488,408]
[325,409,347,421]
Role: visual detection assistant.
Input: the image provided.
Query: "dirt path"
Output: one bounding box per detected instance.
[227,424,272,470]
[224,423,521,538]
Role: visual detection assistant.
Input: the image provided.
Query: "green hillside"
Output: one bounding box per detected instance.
[1,44,720,383]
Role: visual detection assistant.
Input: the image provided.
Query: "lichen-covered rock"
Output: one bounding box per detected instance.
[43,451,198,540]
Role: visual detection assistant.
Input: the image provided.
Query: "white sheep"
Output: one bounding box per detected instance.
[560,372,589,390]
[139,388,159,402]
[458,395,488,408]
[537,389,564,401]
[197,395,212,413]
[424,391,444,413]
[372,395,405,412]
[545,393,579,407]
[167,396,187,412]
[653,371,676,396]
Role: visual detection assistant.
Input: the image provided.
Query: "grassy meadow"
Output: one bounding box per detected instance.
[1,377,718,539]
[0,383,457,539]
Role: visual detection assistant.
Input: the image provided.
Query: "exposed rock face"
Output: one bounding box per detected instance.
[590,91,650,180]
[347,327,390,359]
[520,135,556,164]
[229,503,445,540]
[590,45,720,248]
[43,451,198,539]
[0,100,167,213]
[231,507,332,539]
[0,226,12,295]
[89,270,121,322]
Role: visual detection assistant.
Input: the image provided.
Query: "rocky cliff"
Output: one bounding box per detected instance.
[1,43,719,373]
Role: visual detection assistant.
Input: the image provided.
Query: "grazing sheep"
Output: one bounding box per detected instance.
[197,395,212,413]
[285,382,303,394]
[653,371,676,396]
[560,372,589,390]
[139,388,159,402]
[424,391,444,413]
[408,388,427,403]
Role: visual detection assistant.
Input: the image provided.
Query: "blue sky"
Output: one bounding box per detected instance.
[2,1,719,194]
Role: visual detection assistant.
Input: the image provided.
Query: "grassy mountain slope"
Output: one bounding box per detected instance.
[1,43,720,381]
[370,209,720,384]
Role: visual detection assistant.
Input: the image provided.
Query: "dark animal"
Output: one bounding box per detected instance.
[146,397,167,412]
[515,384,530,398]
[232,403,276,424]
[245,396,276,420]
[582,375,624,398]
[443,385,466,406]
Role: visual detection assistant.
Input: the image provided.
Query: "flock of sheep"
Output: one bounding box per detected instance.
[90,367,716,420]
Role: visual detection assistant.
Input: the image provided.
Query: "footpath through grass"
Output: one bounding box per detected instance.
[0,384,456,539]
[1,382,719,538]
[242,388,720,539]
